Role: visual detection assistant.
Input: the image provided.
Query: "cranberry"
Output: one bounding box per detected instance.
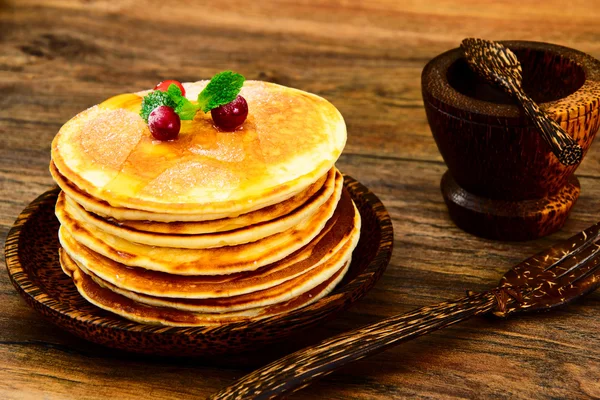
[148,106,180,141]
[211,95,248,131]
[154,80,186,96]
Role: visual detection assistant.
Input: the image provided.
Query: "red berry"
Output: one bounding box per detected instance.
[148,106,180,141]
[211,95,248,131]
[154,80,186,96]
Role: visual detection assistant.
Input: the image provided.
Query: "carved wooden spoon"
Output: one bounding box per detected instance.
[210,222,600,399]
[461,38,583,166]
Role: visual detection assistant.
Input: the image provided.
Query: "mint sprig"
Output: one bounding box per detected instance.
[197,71,245,113]
[140,91,177,123]
[166,84,198,120]
[139,71,246,123]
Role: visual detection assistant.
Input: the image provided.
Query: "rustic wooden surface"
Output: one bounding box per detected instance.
[2,0,600,398]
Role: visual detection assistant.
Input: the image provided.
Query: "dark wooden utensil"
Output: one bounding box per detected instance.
[460,38,583,166]
[210,222,600,399]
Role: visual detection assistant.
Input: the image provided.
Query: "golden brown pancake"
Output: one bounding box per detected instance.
[51,81,346,218]
[58,188,356,278]
[50,161,331,224]
[56,187,355,276]
[73,244,353,312]
[61,170,342,248]
[59,250,350,326]
[50,79,357,327]
[58,201,360,299]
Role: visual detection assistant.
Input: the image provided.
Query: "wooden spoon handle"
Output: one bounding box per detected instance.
[514,91,583,166]
[208,292,497,400]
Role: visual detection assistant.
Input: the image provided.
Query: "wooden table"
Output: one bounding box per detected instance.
[2,1,600,398]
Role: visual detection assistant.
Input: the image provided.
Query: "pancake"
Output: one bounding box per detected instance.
[73,243,353,312]
[51,81,346,217]
[61,170,342,248]
[56,188,354,275]
[59,250,350,326]
[49,78,359,327]
[58,202,360,299]
[50,161,331,224]
[107,169,330,230]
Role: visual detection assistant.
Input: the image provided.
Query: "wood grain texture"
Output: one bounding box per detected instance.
[460,38,583,166]
[211,221,600,399]
[2,0,600,399]
[423,41,600,240]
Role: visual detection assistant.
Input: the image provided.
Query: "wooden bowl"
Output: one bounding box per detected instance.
[4,176,393,357]
[422,41,600,241]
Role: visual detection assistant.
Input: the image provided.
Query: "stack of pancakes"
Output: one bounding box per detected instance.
[50,80,360,326]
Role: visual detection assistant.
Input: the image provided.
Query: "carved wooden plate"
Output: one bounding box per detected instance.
[4,176,393,357]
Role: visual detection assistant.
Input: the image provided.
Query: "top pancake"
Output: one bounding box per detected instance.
[51,80,346,217]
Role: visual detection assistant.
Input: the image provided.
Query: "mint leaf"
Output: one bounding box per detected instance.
[175,100,199,120]
[197,71,245,113]
[166,83,185,100]
[140,91,176,123]
[166,84,199,120]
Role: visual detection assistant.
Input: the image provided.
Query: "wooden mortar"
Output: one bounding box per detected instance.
[422,41,600,241]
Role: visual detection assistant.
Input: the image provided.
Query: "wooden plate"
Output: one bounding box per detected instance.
[4,176,393,357]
